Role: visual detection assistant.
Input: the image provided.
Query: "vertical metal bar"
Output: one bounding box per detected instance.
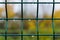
[5,0,8,40]
[52,0,55,40]
[21,0,23,40]
[36,0,39,40]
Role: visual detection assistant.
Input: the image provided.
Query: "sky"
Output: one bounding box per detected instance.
[0,0,60,18]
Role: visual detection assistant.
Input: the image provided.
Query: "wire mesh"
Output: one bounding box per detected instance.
[0,0,60,40]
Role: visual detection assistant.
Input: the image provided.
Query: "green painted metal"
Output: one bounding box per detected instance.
[0,0,59,40]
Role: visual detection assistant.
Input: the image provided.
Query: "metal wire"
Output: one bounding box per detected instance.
[0,18,60,20]
[52,0,55,40]
[36,0,39,40]
[0,2,60,4]
[21,0,23,40]
[0,34,60,36]
[5,0,8,40]
[0,0,60,40]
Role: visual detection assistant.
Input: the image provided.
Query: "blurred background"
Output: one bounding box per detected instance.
[0,0,60,40]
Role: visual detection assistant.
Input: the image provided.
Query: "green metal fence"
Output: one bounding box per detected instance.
[0,0,60,40]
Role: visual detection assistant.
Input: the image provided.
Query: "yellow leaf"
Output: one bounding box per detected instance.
[54,10,60,23]
[0,8,4,17]
[0,5,15,18]
[39,20,53,34]
[28,20,36,31]
[7,5,15,18]
[24,20,36,32]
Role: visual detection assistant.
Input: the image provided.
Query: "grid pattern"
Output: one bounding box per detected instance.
[0,0,59,40]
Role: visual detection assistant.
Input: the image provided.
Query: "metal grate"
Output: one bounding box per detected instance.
[0,0,60,40]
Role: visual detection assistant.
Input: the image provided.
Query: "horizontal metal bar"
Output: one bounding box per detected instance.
[0,18,60,20]
[0,34,60,36]
[0,2,60,4]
